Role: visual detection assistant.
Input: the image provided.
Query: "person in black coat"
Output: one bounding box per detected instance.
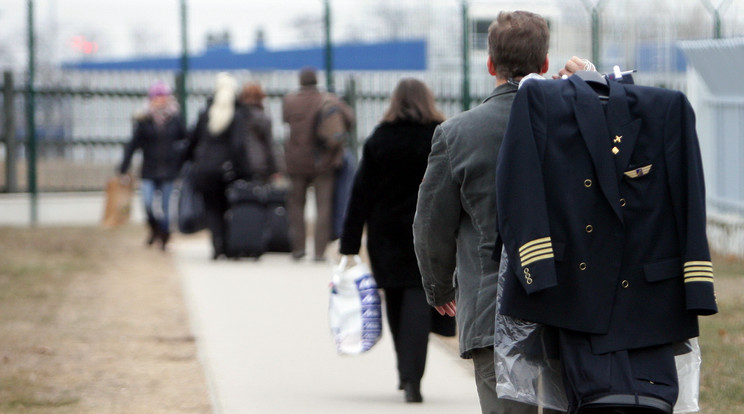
[119,81,186,250]
[182,73,254,260]
[339,78,454,404]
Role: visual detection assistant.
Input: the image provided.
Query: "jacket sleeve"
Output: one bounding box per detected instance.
[119,120,144,174]
[413,125,460,306]
[665,92,718,315]
[338,139,373,255]
[495,83,558,295]
[182,110,207,164]
[229,110,252,180]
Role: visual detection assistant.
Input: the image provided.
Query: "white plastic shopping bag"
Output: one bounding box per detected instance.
[328,255,382,355]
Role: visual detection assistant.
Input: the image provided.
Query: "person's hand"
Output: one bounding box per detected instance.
[552,56,595,79]
[435,300,457,317]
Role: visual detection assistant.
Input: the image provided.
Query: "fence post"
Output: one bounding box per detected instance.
[175,71,187,123]
[345,76,358,161]
[3,72,18,193]
[324,0,334,93]
[178,0,189,121]
[580,0,607,71]
[461,0,471,112]
[27,0,38,224]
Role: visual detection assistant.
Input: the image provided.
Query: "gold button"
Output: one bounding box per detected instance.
[585,225,593,233]
[579,262,587,271]
[622,280,630,288]
[620,198,627,207]
[584,179,592,188]
[524,268,533,285]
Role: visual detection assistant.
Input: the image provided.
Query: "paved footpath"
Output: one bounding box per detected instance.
[172,236,482,414]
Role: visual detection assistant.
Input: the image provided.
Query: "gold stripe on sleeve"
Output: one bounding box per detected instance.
[684,261,713,268]
[521,247,554,265]
[685,276,714,283]
[684,261,714,283]
[519,237,552,254]
[522,253,554,267]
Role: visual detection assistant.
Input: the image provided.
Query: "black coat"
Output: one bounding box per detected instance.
[184,101,253,192]
[496,75,718,353]
[340,120,439,289]
[120,114,186,180]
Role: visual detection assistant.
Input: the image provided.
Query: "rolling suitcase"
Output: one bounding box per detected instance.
[265,186,292,253]
[224,180,269,258]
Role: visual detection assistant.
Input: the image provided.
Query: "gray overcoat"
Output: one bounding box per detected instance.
[413,83,517,358]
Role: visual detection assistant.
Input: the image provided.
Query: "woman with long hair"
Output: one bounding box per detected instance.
[339,78,454,403]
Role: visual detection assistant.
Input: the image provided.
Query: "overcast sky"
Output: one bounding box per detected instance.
[2,0,742,70]
[0,0,348,67]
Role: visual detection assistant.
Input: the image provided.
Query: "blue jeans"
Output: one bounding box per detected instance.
[140,179,174,233]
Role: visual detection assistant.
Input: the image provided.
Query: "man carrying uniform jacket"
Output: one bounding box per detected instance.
[413,10,590,414]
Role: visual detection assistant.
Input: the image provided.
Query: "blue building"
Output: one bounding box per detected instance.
[63,39,428,72]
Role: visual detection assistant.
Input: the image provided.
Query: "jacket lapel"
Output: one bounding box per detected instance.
[605,83,642,179]
[569,76,623,222]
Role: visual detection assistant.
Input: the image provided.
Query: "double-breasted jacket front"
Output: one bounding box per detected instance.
[495,75,718,354]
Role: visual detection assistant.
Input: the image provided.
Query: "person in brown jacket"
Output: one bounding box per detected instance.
[238,82,277,184]
[282,67,354,261]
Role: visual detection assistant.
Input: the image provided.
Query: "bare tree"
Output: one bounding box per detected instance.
[292,15,324,46]
[130,25,167,57]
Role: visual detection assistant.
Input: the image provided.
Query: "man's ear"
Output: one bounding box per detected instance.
[487,56,497,76]
[539,55,550,75]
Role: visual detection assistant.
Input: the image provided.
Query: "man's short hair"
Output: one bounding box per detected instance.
[488,11,550,80]
[299,67,318,86]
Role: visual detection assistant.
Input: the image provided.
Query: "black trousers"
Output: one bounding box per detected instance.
[201,182,229,256]
[383,287,432,385]
[558,329,678,413]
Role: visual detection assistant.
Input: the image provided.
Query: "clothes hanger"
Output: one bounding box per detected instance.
[575,66,637,100]
[575,69,608,86]
[575,70,609,100]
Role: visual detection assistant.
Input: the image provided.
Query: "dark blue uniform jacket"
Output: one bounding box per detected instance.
[496,75,718,354]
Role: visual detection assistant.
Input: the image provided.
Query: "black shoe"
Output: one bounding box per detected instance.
[403,382,422,403]
[291,251,306,261]
[146,228,158,246]
[146,219,160,246]
[159,231,170,251]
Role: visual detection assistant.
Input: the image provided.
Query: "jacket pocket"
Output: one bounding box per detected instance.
[621,161,655,200]
[643,257,681,283]
[631,343,677,386]
[623,164,653,179]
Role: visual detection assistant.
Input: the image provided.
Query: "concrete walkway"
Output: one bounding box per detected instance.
[0,193,482,413]
[172,236,481,414]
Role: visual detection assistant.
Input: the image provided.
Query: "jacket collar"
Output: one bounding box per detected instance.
[483,82,518,103]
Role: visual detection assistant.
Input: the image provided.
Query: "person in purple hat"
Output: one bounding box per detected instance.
[119,80,186,250]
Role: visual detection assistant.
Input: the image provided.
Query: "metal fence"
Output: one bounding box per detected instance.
[1,67,691,194]
[0,68,473,193]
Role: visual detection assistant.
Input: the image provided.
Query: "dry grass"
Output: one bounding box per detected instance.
[698,253,744,413]
[0,225,211,413]
[0,225,741,412]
